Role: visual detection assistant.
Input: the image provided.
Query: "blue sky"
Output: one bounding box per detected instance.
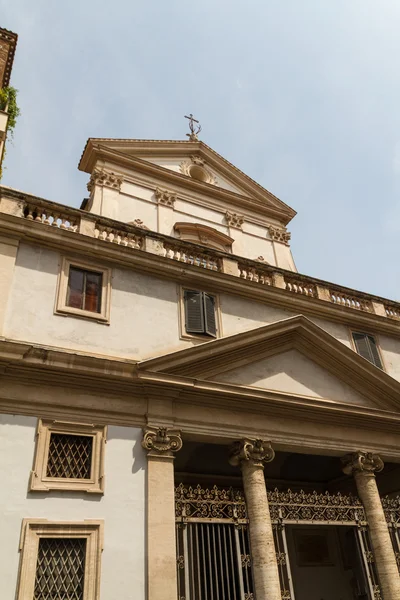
[2,1,400,299]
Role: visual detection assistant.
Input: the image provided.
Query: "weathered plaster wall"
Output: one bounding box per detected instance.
[210,349,374,407]
[0,414,145,600]
[4,243,400,380]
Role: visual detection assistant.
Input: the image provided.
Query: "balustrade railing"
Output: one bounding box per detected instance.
[238,263,272,285]
[284,276,318,298]
[94,223,143,249]
[23,203,79,232]
[385,304,400,319]
[164,241,221,271]
[330,290,372,312]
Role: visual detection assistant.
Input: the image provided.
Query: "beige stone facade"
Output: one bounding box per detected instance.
[1,137,400,599]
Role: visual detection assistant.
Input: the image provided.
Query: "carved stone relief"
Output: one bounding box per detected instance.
[155,187,176,207]
[87,169,123,192]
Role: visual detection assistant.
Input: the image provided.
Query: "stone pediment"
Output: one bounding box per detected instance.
[139,315,400,412]
[79,138,296,225]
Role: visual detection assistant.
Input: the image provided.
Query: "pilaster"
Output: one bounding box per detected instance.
[142,426,183,600]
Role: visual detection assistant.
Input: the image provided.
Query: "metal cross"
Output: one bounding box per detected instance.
[184,113,202,140]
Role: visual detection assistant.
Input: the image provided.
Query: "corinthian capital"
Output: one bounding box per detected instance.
[342,451,384,476]
[142,426,183,458]
[229,438,275,469]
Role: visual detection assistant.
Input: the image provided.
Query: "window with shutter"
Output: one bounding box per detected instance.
[352,332,383,369]
[183,290,217,337]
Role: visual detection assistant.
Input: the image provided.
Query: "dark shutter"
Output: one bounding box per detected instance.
[352,332,383,369]
[184,290,205,333]
[204,293,217,337]
[366,334,383,369]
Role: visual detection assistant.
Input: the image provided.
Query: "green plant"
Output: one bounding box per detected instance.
[0,86,20,139]
[0,86,20,179]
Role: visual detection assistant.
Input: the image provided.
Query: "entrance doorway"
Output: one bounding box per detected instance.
[286,525,370,600]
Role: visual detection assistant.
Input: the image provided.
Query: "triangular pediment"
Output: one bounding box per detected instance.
[79,138,296,225]
[139,315,400,412]
[208,348,376,408]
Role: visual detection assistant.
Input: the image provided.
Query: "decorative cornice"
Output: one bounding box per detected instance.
[342,451,384,476]
[268,225,291,245]
[155,187,176,207]
[87,169,123,192]
[142,425,183,458]
[225,211,244,229]
[229,438,275,468]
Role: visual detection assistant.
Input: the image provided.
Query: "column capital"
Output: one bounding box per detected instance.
[229,438,275,469]
[342,451,384,476]
[142,426,183,458]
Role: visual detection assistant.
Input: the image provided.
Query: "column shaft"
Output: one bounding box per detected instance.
[355,471,400,599]
[343,451,400,600]
[230,438,281,600]
[242,460,281,600]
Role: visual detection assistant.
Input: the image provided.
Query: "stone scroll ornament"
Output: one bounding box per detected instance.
[341,451,384,475]
[141,426,183,457]
[229,438,275,468]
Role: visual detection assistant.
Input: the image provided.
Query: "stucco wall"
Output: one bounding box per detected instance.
[0,414,145,600]
[210,349,374,407]
[4,242,400,382]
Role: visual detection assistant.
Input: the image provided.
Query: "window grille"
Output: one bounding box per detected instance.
[34,537,86,600]
[46,433,93,479]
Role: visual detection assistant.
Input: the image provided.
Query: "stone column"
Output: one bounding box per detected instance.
[142,426,183,600]
[342,451,400,600]
[230,439,281,600]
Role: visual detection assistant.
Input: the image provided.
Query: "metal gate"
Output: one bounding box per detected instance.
[176,484,400,600]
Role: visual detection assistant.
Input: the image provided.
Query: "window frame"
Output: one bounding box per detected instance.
[350,330,385,370]
[55,257,112,323]
[29,419,107,494]
[16,519,103,600]
[179,286,222,341]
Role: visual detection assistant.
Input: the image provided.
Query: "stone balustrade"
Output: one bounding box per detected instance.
[0,189,399,325]
[284,276,318,298]
[330,290,372,312]
[238,262,272,285]
[163,240,221,271]
[23,203,79,232]
[94,223,143,249]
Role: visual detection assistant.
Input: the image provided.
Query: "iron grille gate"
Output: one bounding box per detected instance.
[176,484,400,600]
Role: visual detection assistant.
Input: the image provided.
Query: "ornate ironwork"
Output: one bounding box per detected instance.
[382,495,400,525]
[241,553,251,568]
[175,483,247,520]
[268,488,366,524]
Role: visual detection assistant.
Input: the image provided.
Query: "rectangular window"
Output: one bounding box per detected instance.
[184,290,217,337]
[67,267,102,313]
[30,420,106,494]
[46,433,93,479]
[17,520,103,600]
[34,537,86,599]
[55,258,111,322]
[352,332,383,369]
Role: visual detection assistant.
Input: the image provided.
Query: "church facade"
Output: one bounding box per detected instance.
[0,134,400,600]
